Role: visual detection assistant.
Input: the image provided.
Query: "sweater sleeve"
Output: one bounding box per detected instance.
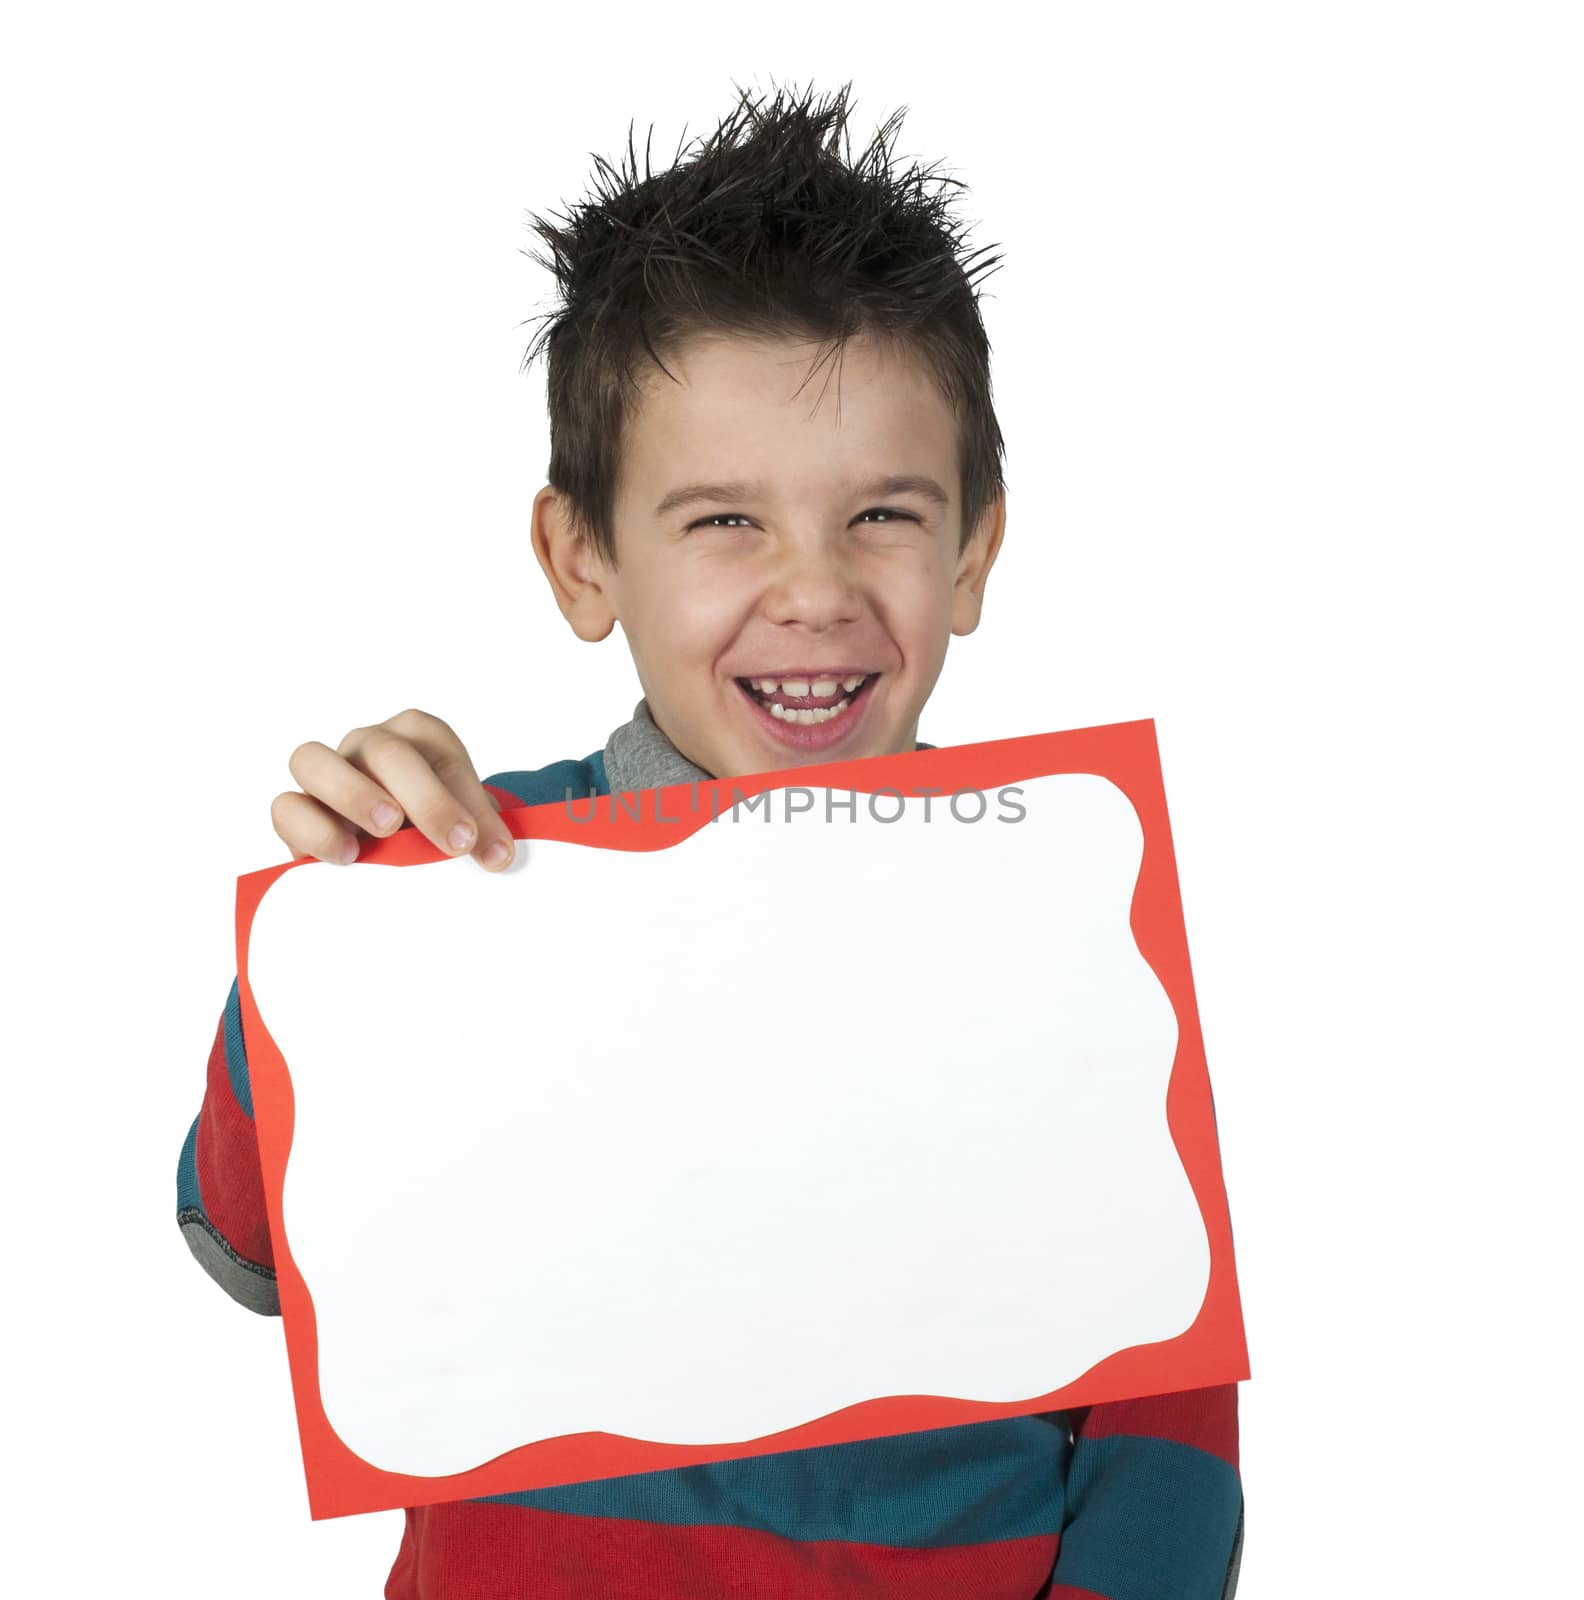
[1046,1383,1244,1600]
[175,977,280,1315]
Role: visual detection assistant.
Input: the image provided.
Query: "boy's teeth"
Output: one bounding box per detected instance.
[751,674,870,699]
[769,697,852,724]
[744,672,873,727]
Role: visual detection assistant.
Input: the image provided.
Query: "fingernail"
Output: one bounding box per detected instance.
[372,802,399,830]
[338,839,359,865]
[448,822,476,853]
[482,840,511,869]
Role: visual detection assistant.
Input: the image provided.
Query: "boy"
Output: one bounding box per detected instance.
[177,81,1244,1598]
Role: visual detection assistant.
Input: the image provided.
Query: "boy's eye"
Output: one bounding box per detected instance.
[854,507,922,527]
[687,514,756,530]
[685,508,921,531]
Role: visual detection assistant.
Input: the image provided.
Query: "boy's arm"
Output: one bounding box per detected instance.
[175,977,280,1315]
[1047,1383,1243,1600]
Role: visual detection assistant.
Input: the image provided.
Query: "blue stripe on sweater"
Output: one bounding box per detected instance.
[177,1112,202,1214]
[484,754,608,811]
[476,1417,1070,1547]
[222,977,253,1117]
[1051,1434,1242,1600]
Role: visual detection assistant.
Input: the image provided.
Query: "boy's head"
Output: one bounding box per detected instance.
[524,81,1007,780]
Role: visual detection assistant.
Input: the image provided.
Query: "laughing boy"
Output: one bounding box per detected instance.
[178,80,1245,1600]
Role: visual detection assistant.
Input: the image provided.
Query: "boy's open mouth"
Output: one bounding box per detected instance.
[733,672,878,727]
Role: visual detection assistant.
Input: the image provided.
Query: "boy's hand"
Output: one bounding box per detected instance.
[271,708,516,872]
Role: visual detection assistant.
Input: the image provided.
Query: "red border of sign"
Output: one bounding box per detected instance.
[237,718,1249,1518]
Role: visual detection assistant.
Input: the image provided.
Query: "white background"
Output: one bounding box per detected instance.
[3,3,1578,1594]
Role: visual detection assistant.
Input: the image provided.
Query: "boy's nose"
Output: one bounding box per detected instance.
[758,536,864,628]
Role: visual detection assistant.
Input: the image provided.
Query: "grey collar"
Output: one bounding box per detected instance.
[603,698,714,794]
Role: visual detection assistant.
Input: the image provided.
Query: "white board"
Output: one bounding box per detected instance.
[246,772,1209,1478]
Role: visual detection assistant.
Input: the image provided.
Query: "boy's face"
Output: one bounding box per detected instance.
[534,331,1004,780]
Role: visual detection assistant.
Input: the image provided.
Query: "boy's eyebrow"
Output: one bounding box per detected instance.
[654,474,951,517]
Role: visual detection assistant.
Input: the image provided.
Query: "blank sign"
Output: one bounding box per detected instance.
[247,770,1209,1480]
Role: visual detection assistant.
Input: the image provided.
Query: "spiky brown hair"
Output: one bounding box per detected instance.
[520,78,1007,569]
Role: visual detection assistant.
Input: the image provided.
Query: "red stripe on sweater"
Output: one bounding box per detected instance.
[386,1503,1060,1600]
[194,1006,275,1269]
[1070,1383,1239,1469]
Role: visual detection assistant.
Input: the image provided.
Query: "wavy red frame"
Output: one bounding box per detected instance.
[236,717,1249,1518]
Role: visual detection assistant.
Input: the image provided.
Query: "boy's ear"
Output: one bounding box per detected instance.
[951,486,1007,636]
[532,486,618,642]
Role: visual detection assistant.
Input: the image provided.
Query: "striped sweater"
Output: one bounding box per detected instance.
[177,705,1245,1598]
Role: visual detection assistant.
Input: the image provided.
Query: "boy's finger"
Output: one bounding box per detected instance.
[444,773,518,873]
[394,724,517,873]
[341,730,487,860]
[288,740,407,839]
[468,809,517,872]
[270,789,362,866]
